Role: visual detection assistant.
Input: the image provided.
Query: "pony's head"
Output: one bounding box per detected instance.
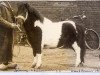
[16,3,44,27]
[15,3,28,28]
[15,3,28,25]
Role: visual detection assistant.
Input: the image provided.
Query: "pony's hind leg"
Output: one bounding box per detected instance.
[80,40,86,66]
[72,41,81,67]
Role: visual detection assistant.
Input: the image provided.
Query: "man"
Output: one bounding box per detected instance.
[0,2,18,70]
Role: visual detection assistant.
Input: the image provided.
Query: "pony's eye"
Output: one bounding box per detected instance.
[16,18,23,25]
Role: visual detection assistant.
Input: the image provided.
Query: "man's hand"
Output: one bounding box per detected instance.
[11,23,21,31]
[11,23,18,28]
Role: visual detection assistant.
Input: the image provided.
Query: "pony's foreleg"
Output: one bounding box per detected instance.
[33,44,42,69]
[72,41,81,67]
[31,49,37,68]
[32,49,42,69]
[32,32,43,69]
[32,56,37,68]
[35,53,42,69]
[34,42,44,69]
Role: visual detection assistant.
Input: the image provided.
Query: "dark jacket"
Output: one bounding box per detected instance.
[0,3,14,64]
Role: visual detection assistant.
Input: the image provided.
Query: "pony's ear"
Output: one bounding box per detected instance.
[24,3,29,9]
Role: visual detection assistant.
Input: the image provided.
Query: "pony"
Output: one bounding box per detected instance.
[16,3,86,69]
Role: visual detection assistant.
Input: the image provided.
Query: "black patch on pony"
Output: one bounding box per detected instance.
[57,23,77,48]
[17,3,28,18]
[57,22,86,63]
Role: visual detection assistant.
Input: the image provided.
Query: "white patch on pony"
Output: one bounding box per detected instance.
[42,18,62,47]
[35,53,42,68]
[32,56,37,66]
[34,18,62,47]
[34,17,78,48]
[16,15,25,21]
[34,20,43,27]
[72,41,81,67]
[16,12,28,22]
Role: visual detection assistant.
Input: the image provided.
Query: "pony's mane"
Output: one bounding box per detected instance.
[24,3,44,23]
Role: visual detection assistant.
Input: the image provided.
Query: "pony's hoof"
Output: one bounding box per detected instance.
[0,64,8,71]
[31,64,36,68]
[34,65,42,69]
[78,63,84,67]
[76,63,84,67]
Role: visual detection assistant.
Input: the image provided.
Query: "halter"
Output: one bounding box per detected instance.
[16,11,28,22]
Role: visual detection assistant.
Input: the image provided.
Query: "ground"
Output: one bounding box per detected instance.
[6,45,100,72]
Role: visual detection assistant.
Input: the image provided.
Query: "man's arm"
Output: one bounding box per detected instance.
[0,16,15,29]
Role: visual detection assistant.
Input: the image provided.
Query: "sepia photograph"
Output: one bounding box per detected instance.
[0,0,100,73]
